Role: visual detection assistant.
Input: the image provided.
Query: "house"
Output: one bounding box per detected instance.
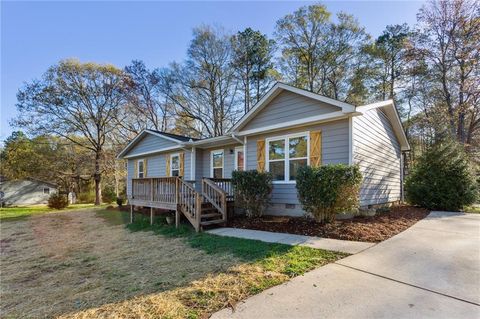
[117,82,410,231]
[0,178,57,206]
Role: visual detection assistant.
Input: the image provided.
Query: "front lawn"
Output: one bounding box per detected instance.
[0,203,107,220]
[1,209,345,318]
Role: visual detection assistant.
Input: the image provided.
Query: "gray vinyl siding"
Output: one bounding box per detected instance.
[126,150,193,197]
[125,133,195,197]
[200,144,241,179]
[246,119,349,213]
[125,134,178,157]
[353,108,401,206]
[241,90,340,131]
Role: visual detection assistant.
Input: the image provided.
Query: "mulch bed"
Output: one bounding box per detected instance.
[228,206,430,243]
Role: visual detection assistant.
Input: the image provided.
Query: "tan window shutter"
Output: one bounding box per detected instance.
[134,160,138,178]
[179,153,185,177]
[309,131,322,167]
[257,140,266,172]
[144,159,148,177]
[165,155,171,177]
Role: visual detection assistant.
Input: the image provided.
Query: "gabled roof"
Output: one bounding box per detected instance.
[356,100,411,151]
[117,129,191,159]
[229,82,356,133]
[147,130,199,142]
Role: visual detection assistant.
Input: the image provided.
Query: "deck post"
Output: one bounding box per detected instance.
[195,193,202,232]
[175,207,180,228]
[150,178,154,202]
[150,207,153,225]
[130,204,134,223]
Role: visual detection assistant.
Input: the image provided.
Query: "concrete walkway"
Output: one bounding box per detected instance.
[207,227,375,254]
[211,212,480,319]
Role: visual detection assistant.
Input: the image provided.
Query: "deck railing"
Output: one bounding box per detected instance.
[131,177,232,231]
[132,177,178,203]
[207,178,234,200]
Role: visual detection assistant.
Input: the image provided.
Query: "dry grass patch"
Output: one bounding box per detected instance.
[1,210,345,318]
[0,211,240,318]
[60,246,341,319]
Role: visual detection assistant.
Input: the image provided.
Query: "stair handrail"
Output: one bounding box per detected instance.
[201,178,227,222]
[177,178,201,231]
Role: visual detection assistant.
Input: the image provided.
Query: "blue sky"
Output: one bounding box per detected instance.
[1,1,424,143]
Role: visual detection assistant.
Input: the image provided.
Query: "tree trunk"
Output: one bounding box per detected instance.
[94,150,102,205]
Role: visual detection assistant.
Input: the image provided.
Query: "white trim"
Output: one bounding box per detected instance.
[236,111,357,136]
[191,147,196,181]
[189,135,233,146]
[356,100,393,112]
[117,129,185,158]
[230,82,355,133]
[137,159,145,178]
[210,149,225,178]
[231,134,244,144]
[265,131,310,184]
[348,116,354,165]
[234,146,245,171]
[170,153,181,177]
[243,136,247,170]
[123,145,183,159]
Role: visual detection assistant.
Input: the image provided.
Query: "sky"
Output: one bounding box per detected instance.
[0,0,425,143]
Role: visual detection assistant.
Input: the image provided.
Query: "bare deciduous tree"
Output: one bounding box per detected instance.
[14,59,127,205]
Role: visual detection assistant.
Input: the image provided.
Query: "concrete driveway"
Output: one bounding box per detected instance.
[212,211,480,319]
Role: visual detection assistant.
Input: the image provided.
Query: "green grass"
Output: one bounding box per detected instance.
[0,203,109,220]
[464,205,480,214]
[87,209,347,318]
[106,210,346,271]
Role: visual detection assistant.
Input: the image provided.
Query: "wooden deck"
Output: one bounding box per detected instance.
[129,177,234,232]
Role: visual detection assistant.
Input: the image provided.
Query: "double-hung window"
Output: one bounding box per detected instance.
[234,147,245,171]
[170,154,180,177]
[211,150,224,178]
[267,133,308,183]
[137,159,145,178]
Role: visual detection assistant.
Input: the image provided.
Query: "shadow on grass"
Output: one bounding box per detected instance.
[97,209,294,263]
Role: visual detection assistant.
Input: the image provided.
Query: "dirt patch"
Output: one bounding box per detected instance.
[0,210,241,318]
[228,206,430,242]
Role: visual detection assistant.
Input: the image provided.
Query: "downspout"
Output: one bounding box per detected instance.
[231,133,244,145]
[191,146,196,183]
[400,151,405,203]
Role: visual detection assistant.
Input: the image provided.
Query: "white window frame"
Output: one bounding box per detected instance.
[265,131,310,184]
[137,159,145,178]
[170,153,181,177]
[210,149,224,178]
[43,187,50,195]
[234,146,245,171]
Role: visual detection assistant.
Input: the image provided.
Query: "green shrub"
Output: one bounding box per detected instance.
[47,193,69,209]
[405,139,478,211]
[296,164,362,223]
[102,185,116,203]
[232,170,273,218]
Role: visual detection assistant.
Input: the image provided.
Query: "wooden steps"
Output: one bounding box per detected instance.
[200,219,225,226]
[199,202,224,228]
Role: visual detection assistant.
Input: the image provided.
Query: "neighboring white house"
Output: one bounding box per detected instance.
[117,82,410,230]
[0,178,57,206]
